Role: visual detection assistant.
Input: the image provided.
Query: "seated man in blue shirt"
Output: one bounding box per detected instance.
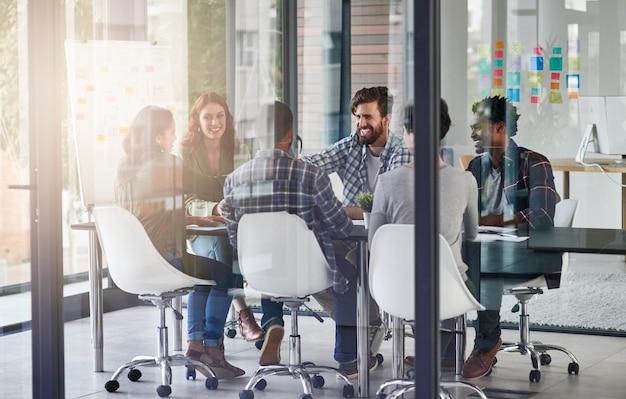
[221,101,378,378]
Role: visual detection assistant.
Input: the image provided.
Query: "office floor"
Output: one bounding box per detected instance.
[2,253,626,399]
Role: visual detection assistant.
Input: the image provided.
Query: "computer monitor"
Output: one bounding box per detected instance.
[576,96,604,163]
[603,96,626,156]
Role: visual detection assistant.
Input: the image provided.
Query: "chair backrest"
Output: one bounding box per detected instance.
[369,225,485,321]
[237,211,333,297]
[554,198,578,228]
[93,205,213,295]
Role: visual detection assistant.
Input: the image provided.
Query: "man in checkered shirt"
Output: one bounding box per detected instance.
[300,86,413,356]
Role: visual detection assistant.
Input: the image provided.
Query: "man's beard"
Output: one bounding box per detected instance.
[357,121,384,145]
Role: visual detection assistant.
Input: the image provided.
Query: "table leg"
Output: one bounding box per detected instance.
[88,230,104,372]
[356,241,370,397]
[563,171,570,199]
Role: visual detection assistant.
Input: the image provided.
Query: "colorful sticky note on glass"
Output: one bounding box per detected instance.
[531,96,540,104]
[551,72,560,80]
[507,72,521,86]
[494,59,503,68]
[493,78,503,86]
[550,57,563,71]
[533,47,543,55]
[509,41,522,55]
[145,66,155,72]
[531,87,541,96]
[529,72,543,86]
[568,57,580,71]
[508,55,522,70]
[507,88,521,102]
[566,74,580,88]
[479,74,491,88]
[530,56,544,71]
[480,89,490,97]
[549,91,563,104]
[494,50,504,59]
[97,134,106,142]
[479,60,491,74]
[553,47,562,55]
[568,89,579,99]
[493,69,503,77]
[478,44,490,59]
[491,88,505,97]
[568,40,579,54]
[495,41,505,49]
[550,82,560,90]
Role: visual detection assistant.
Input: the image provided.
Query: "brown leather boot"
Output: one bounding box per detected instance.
[185,340,243,379]
[238,307,264,342]
[205,344,245,378]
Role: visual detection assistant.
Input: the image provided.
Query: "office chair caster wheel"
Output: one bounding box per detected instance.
[186,366,196,380]
[529,369,541,382]
[568,362,580,375]
[127,368,142,381]
[104,380,119,392]
[239,389,254,399]
[226,328,237,338]
[312,374,325,388]
[343,384,355,398]
[540,353,552,365]
[300,394,313,399]
[156,384,172,397]
[375,353,384,364]
[205,376,218,390]
[255,340,264,350]
[254,378,267,390]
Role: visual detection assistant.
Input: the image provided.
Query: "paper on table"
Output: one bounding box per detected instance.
[352,220,365,226]
[476,232,529,242]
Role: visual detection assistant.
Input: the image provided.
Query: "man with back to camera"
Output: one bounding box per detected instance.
[300,86,413,353]
[220,101,378,378]
[462,95,558,379]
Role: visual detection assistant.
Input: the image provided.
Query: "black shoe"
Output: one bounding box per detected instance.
[338,356,378,380]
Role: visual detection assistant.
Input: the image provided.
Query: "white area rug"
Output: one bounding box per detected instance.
[499,270,626,332]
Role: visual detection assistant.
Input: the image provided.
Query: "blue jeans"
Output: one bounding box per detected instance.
[165,252,236,346]
[260,256,358,364]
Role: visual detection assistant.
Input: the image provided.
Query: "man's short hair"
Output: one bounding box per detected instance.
[401,98,452,140]
[471,95,519,137]
[255,101,294,143]
[350,86,393,117]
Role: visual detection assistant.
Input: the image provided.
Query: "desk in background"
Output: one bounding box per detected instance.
[528,226,626,254]
[551,158,626,229]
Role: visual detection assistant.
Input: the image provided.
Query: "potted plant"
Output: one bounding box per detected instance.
[355,192,374,228]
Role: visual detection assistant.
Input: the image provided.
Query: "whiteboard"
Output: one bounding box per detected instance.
[65,40,176,207]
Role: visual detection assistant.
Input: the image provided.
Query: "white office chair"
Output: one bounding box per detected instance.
[236,211,354,399]
[93,205,219,398]
[369,226,487,399]
[499,198,581,382]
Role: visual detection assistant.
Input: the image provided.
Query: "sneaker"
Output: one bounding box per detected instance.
[258,324,284,366]
[461,338,502,379]
[338,356,378,380]
[369,323,386,355]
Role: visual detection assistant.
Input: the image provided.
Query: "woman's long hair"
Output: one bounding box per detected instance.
[180,92,236,164]
[116,105,174,186]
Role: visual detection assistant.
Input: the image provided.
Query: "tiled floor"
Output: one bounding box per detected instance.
[2,304,626,399]
[2,252,626,398]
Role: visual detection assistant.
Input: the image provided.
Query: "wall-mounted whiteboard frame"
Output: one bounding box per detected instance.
[65,40,175,208]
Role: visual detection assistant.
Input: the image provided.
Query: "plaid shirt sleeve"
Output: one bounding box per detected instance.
[517,151,558,229]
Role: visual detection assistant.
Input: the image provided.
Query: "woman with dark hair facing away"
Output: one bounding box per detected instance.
[178,92,264,343]
[115,105,245,379]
